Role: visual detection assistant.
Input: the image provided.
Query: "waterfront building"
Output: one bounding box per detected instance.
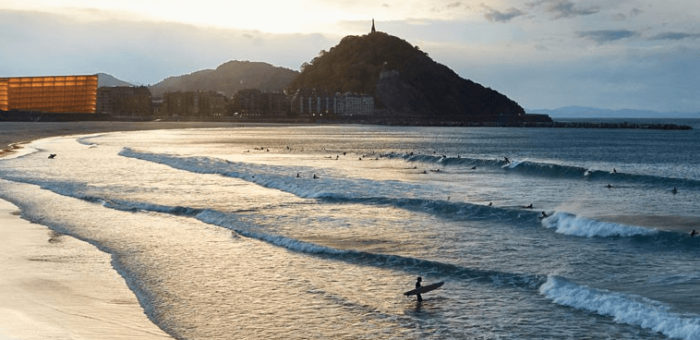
[0,75,98,114]
[96,86,152,116]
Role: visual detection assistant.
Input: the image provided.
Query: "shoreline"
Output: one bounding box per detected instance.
[0,121,253,155]
[0,122,188,339]
[0,198,173,339]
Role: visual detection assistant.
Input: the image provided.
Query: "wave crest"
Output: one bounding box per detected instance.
[540,276,700,340]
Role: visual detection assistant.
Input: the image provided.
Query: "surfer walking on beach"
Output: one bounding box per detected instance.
[415,277,423,302]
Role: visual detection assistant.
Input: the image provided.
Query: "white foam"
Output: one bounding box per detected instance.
[540,276,700,340]
[541,212,656,237]
[196,210,347,255]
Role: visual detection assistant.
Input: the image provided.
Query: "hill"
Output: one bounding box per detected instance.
[288,31,529,122]
[149,61,299,97]
[97,73,133,87]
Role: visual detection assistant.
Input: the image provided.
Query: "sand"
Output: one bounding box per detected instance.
[0,122,229,339]
[0,121,247,156]
[0,199,174,339]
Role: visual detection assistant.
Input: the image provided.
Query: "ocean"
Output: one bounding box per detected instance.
[1,121,699,339]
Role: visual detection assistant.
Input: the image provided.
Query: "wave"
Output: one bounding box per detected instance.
[540,276,700,340]
[541,212,657,237]
[0,175,546,292]
[541,212,700,247]
[76,134,107,146]
[386,152,700,190]
[119,148,543,224]
[384,153,505,169]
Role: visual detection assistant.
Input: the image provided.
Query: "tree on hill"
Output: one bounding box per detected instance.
[288,31,527,121]
[149,61,299,97]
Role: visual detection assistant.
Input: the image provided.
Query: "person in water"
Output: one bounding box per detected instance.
[415,277,423,302]
[691,229,698,237]
[672,187,678,195]
[541,211,548,218]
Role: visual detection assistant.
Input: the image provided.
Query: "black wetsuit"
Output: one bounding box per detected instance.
[416,281,423,302]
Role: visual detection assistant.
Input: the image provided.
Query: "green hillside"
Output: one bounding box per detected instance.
[150,60,298,97]
[288,31,526,120]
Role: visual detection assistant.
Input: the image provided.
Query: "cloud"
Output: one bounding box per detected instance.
[484,7,526,23]
[577,29,638,43]
[0,10,335,84]
[650,32,700,41]
[530,0,600,19]
[630,8,643,17]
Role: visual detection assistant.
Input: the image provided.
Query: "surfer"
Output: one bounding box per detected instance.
[488,202,493,206]
[415,277,423,302]
[523,204,533,209]
[48,154,56,159]
[313,174,318,179]
[613,168,617,173]
[691,229,698,237]
[504,157,510,164]
[540,211,548,218]
[672,187,678,195]
[606,184,612,188]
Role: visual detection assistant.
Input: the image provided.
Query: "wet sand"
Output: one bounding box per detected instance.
[0,199,174,339]
[0,121,246,157]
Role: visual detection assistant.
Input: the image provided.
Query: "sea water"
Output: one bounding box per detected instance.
[1,122,699,339]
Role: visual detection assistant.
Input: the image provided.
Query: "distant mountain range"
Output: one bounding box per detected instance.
[528,106,699,119]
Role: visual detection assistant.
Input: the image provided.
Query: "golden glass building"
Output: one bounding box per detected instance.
[0,75,98,114]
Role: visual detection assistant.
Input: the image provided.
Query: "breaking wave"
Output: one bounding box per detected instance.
[540,276,700,340]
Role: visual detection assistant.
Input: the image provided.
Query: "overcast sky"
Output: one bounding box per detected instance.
[1,0,699,112]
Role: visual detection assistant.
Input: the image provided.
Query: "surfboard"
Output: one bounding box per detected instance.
[404,281,444,296]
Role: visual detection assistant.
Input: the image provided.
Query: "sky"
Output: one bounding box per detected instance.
[1,0,699,112]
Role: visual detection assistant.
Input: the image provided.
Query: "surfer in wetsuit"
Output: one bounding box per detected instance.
[691,229,698,237]
[415,277,423,302]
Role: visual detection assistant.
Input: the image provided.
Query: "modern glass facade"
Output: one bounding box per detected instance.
[0,75,98,114]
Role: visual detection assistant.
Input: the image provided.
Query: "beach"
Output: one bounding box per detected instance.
[1,121,698,339]
[0,121,247,156]
[0,122,223,340]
